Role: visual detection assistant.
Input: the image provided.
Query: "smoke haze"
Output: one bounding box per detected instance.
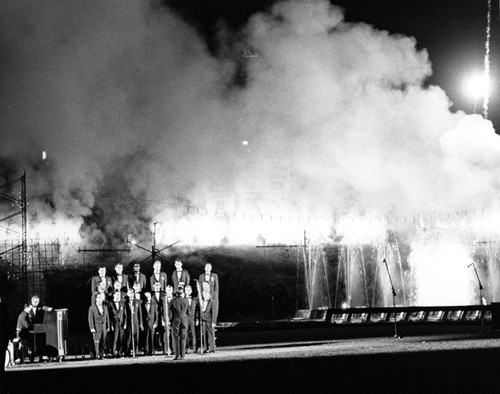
[1,0,499,247]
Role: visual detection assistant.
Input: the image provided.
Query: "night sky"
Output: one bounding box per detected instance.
[167,0,500,129]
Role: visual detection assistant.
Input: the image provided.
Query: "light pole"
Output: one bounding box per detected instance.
[127,222,181,265]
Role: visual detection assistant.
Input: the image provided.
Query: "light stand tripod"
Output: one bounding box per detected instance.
[383,259,399,338]
[468,263,485,332]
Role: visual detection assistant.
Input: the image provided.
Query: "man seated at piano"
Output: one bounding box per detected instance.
[16,304,33,363]
[29,295,53,362]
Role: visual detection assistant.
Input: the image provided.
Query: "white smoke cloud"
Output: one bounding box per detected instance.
[1,0,499,248]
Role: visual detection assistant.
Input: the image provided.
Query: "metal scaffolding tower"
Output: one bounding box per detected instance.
[0,171,28,299]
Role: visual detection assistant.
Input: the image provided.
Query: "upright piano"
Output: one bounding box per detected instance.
[32,309,68,360]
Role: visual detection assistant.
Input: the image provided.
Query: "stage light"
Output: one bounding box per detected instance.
[463,72,491,113]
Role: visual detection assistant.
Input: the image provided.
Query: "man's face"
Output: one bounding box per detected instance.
[113,292,121,302]
[175,260,182,271]
[166,287,173,297]
[205,264,212,274]
[115,264,123,275]
[133,265,140,273]
[153,262,161,272]
[203,291,211,300]
[96,294,104,306]
[185,287,192,297]
[31,297,40,307]
[98,267,106,277]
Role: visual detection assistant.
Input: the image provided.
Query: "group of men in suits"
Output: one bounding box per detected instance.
[88,259,219,360]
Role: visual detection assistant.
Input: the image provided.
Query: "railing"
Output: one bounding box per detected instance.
[292,305,492,324]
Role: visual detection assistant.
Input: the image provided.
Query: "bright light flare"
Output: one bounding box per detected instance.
[410,238,475,306]
[463,72,491,100]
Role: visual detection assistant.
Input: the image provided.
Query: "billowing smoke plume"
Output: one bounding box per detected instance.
[1,0,499,250]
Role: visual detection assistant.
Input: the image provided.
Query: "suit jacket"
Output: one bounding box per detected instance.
[150,272,168,292]
[186,297,199,322]
[112,274,129,291]
[128,272,147,292]
[142,301,158,329]
[108,300,127,328]
[171,269,190,290]
[29,305,51,324]
[169,296,189,325]
[16,311,32,334]
[88,305,110,332]
[162,296,173,323]
[199,273,219,299]
[90,275,113,294]
[200,299,215,325]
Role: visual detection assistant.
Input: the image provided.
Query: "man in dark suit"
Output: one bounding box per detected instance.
[169,288,189,360]
[28,295,53,362]
[199,263,219,323]
[29,295,52,324]
[150,260,168,293]
[90,266,113,295]
[88,293,110,359]
[151,282,164,352]
[142,292,158,356]
[91,281,109,307]
[184,285,198,353]
[200,291,216,353]
[171,259,190,291]
[16,304,33,362]
[108,290,127,357]
[129,262,147,294]
[125,288,143,357]
[162,286,174,355]
[112,263,128,294]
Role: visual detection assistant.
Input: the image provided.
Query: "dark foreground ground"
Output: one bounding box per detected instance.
[4,322,500,393]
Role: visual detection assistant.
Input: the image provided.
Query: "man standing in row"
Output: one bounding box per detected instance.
[199,263,219,324]
[171,259,190,291]
[109,290,127,357]
[90,266,113,295]
[129,262,147,294]
[200,291,216,353]
[88,293,110,359]
[150,260,168,293]
[112,263,128,294]
[184,285,198,353]
[142,292,158,356]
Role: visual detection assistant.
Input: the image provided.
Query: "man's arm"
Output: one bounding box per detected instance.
[88,307,96,333]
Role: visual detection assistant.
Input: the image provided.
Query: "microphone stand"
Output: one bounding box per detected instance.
[195,280,204,354]
[383,259,399,338]
[130,296,136,358]
[469,263,485,332]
